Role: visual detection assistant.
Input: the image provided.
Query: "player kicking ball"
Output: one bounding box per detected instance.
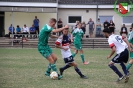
[103,28,131,83]
[38,18,68,80]
[55,27,88,79]
[72,23,89,65]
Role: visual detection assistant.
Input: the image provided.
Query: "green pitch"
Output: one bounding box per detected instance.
[0,48,133,88]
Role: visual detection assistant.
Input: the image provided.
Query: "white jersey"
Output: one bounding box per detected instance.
[108,34,128,54]
[55,35,72,58]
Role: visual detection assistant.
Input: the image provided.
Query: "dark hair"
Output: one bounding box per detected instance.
[17,25,19,27]
[103,28,111,34]
[50,18,57,23]
[98,18,100,20]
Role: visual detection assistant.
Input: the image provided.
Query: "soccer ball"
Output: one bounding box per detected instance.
[50,71,58,79]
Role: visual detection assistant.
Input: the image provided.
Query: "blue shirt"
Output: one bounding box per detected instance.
[30,27,36,32]
[16,28,21,32]
[33,19,39,27]
[9,26,15,33]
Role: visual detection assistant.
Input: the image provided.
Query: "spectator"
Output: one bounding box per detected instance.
[58,18,63,36]
[33,16,39,37]
[87,18,95,38]
[109,20,115,33]
[22,24,29,38]
[120,24,128,37]
[29,24,36,39]
[16,25,22,38]
[81,21,86,34]
[8,24,15,38]
[103,20,109,29]
[96,18,102,37]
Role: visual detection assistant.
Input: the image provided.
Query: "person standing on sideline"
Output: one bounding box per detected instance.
[109,20,115,33]
[96,18,102,37]
[33,16,39,37]
[103,28,131,83]
[87,18,95,38]
[38,18,69,80]
[103,20,110,29]
[58,18,63,36]
[81,21,86,35]
[72,23,89,65]
[120,24,128,37]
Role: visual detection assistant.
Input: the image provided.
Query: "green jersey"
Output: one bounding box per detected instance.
[72,28,84,44]
[128,31,133,44]
[38,24,53,46]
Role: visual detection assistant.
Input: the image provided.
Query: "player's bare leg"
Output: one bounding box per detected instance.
[80,49,89,65]
[72,50,78,58]
[46,55,62,79]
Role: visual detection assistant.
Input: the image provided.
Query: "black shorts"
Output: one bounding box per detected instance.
[112,49,129,63]
[64,55,74,64]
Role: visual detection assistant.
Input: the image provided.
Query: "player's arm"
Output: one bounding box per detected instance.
[50,34,59,38]
[52,25,68,33]
[123,37,132,52]
[107,46,116,59]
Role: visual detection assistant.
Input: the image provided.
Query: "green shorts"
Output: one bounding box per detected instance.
[38,45,53,58]
[130,51,133,59]
[74,43,82,50]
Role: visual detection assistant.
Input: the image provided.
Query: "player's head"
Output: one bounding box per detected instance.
[63,26,69,35]
[103,28,111,38]
[49,18,57,28]
[77,23,82,29]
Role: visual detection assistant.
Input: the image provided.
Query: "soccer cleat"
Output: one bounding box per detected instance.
[83,61,89,65]
[58,74,63,80]
[116,76,124,83]
[45,71,50,76]
[124,75,129,83]
[80,75,88,79]
[127,71,131,75]
[59,68,64,75]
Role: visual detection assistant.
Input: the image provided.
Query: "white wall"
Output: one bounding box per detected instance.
[5,12,56,34]
[58,8,96,37]
[58,8,133,37]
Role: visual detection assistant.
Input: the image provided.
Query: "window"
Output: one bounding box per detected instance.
[99,16,113,23]
[122,16,133,24]
[68,16,82,23]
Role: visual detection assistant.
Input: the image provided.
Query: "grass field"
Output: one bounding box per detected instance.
[0,48,133,88]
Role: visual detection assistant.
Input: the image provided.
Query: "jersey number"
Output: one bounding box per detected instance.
[115,36,123,43]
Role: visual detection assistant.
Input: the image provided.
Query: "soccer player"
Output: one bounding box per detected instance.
[126,27,133,73]
[55,27,88,79]
[38,18,68,80]
[103,28,131,83]
[72,23,89,65]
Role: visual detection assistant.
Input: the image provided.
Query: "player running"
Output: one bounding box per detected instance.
[126,26,133,73]
[55,27,88,79]
[38,18,68,80]
[103,28,131,83]
[72,23,89,65]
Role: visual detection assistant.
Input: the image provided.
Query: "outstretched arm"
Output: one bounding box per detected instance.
[107,46,116,59]
[52,25,69,33]
[50,34,59,38]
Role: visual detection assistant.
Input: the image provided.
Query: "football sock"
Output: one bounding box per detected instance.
[46,63,51,73]
[80,54,85,63]
[108,64,123,77]
[72,53,76,58]
[75,67,83,77]
[126,63,132,71]
[61,64,71,71]
[51,64,58,73]
[120,62,128,75]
